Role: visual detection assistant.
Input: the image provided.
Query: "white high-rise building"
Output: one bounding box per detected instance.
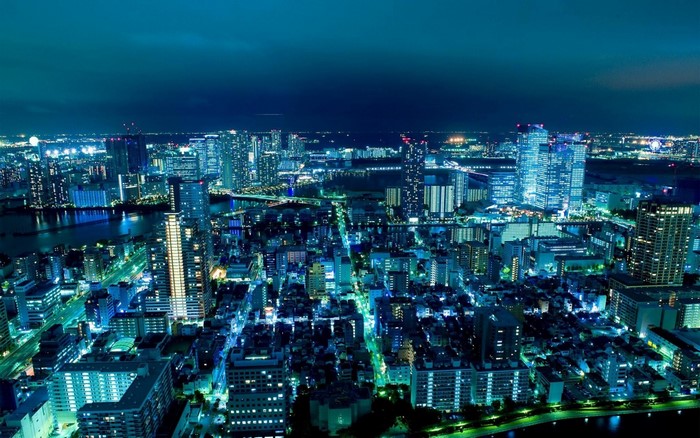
[515,124,548,205]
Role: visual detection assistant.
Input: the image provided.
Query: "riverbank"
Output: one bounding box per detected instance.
[431,398,700,437]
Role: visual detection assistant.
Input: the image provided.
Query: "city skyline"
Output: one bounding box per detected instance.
[1,1,698,136]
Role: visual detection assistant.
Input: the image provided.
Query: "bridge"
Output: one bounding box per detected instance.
[226,192,347,207]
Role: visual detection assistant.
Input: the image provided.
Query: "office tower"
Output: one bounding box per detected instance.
[190,135,221,178]
[227,348,287,438]
[85,289,116,329]
[164,212,211,320]
[515,124,548,204]
[27,160,47,208]
[165,148,201,179]
[629,200,693,285]
[83,248,104,283]
[258,151,281,186]
[47,160,69,206]
[488,171,516,206]
[14,252,39,281]
[220,130,250,191]
[473,307,522,366]
[104,134,148,180]
[400,138,426,220]
[424,178,455,222]
[534,134,586,213]
[0,299,11,354]
[449,169,468,208]
[50,360,174,433]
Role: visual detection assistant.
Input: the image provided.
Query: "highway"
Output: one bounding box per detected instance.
[0,247,147,379]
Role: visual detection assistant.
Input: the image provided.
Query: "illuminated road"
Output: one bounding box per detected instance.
[0,247,147,379]
[336,202,387,388]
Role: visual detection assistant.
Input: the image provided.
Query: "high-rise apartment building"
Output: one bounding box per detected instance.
[164,212,212,320]
[401,138,426,220]
[50,360,174,433]
[104,134,148,180]
[258,151,281,186]
[220,130,250,191]
[287,133,305,157]
[227,347,287,438]
[168,176,214,266]
[515,124,548,204]
[534,134,586,213]
[28,161,47,208]
[424,172,455,222]
[47,160,69,206]
[629,200,693,285]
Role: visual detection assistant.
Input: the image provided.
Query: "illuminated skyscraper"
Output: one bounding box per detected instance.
[401,138,426,220]
[47,160,69,206]
[165,148,200,179]
[287,133,305,158]
[629,200,693,285]
[534,134,586,213]
[189,135,221,178]
[168,177,213,265]
[515,124,548,204]
[28,161,47,208]
[488,171,516,206]
[164,212,211,320]
[270,129,282,152]
[104,134,148,180]
[258,151,280,186]
[220,130,249,191]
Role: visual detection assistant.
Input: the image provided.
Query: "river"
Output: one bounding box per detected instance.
[0,199,243,256]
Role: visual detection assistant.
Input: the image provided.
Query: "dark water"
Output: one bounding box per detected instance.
[0,200,240,256]
[494,409,700,437]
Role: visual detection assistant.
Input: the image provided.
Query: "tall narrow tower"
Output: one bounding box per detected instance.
[629,200,693,285]
[401,137,426,221]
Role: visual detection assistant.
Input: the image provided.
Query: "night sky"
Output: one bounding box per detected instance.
[1,1,698,135]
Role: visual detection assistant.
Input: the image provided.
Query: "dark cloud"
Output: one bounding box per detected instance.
[0,0,698,135]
